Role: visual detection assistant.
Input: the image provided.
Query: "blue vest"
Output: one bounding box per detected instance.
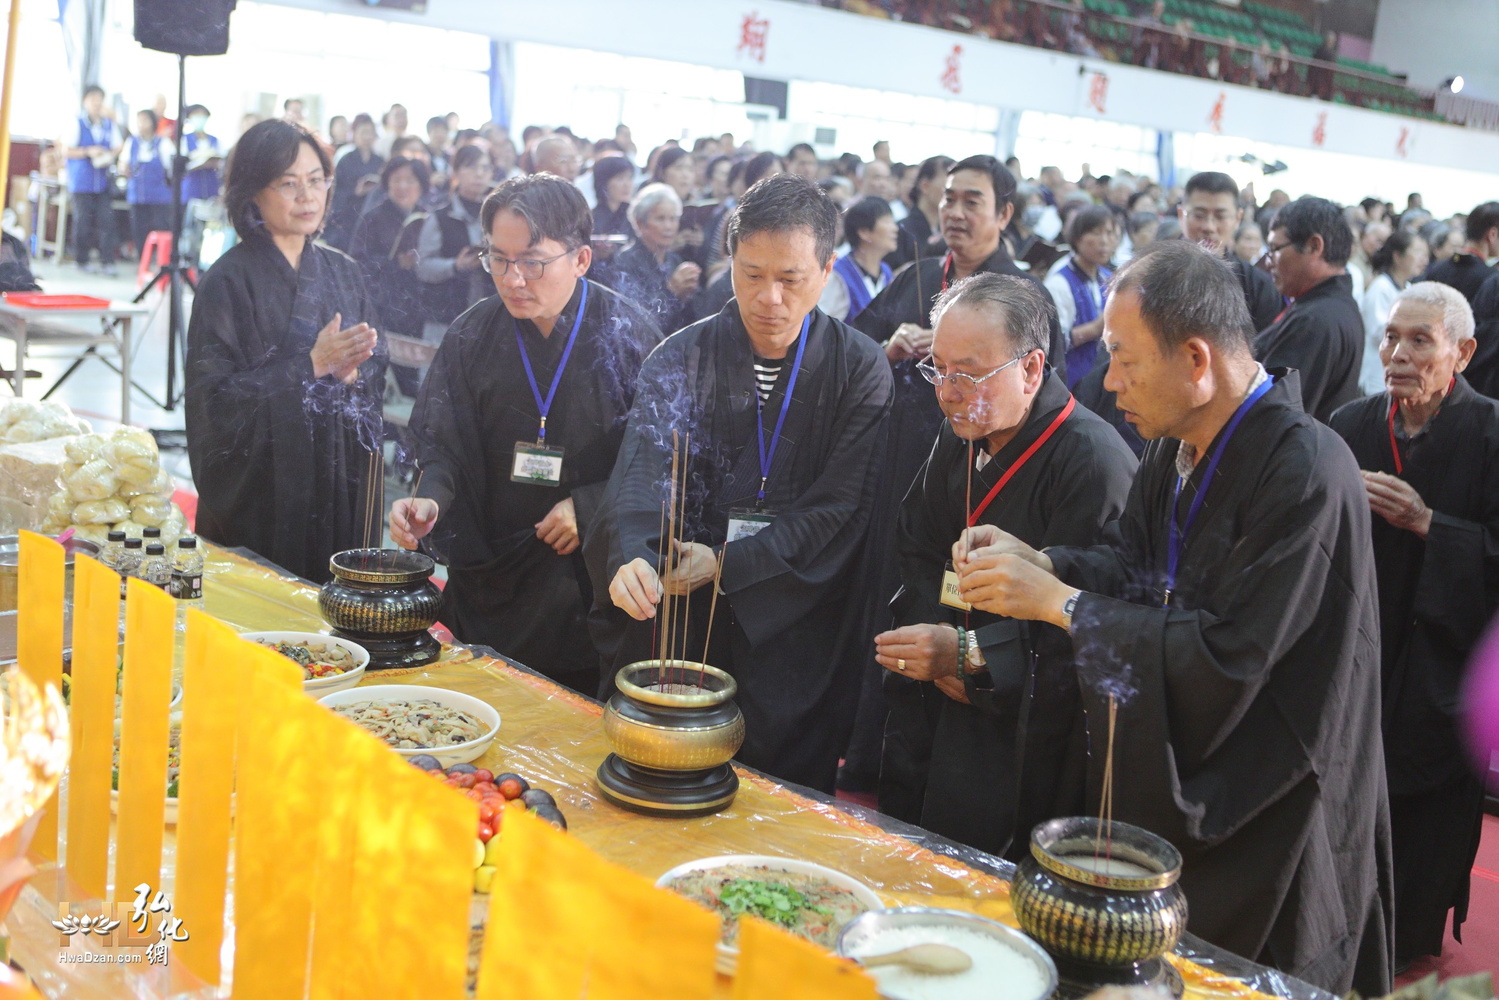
[65,115,119,195]
[833,252,891,322]
[126,136,171,205]
[1059,258,1111,388]
[182,133,222,201]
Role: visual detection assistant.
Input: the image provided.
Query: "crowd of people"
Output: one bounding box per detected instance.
[37,82,1492,996]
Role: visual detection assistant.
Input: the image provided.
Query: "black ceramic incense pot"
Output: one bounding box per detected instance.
[596,660,745,818]
[1012,816,1189,1000]
[319,548,443,670]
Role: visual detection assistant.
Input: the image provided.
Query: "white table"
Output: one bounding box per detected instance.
[0,297,149,425]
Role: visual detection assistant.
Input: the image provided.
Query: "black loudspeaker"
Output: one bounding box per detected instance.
[133,0,236,56]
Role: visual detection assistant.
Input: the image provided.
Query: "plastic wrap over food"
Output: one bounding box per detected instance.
[65,458,120,502]
[64,432,108,465]
[72,497,130,525]
[0,398,89,443]
[129,493,172,527]
[104,427,160,486]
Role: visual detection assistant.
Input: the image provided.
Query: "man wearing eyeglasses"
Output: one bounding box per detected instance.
[874,273,1136,859]
[1256,195,1365,423]
[842,154,1066,794]
[590,174,893,793]
[391,173,663,696]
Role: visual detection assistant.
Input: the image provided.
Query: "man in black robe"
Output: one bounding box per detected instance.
[589,175,892,792]
[393,174,661,694]
[1255,195,1365,422]
[876,272,1136,859]
[1422,201,1498,305]
[842,155,1064,791]
[953,241,1393,995]
[1330,282,1498,970]
[1468,271,1499,398]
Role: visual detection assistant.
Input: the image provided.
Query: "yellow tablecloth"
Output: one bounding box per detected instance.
[14,547,1295,1000]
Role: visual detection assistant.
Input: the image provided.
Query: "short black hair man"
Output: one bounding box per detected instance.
[394,173,663,695]
[1423,200,1499,304]
[591,174,893,793]
[1257,195,1365,422]
[955,239,1393,997]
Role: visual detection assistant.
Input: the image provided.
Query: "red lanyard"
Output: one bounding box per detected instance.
[1386,399,1404,475]
[968,396,1076,526]
[1387,378,1455,475]
[941,252,953,293]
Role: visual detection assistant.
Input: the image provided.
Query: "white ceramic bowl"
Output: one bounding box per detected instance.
[656,854,884,975]
[316,684,500,767]
[240,631,370,697]
[837,907,1058,1000]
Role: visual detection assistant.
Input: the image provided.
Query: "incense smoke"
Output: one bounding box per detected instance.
[1073,635,1140,706]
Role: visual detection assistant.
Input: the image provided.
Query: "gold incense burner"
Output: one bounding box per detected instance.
[596,661,744,817]
[1012,817,1188,999]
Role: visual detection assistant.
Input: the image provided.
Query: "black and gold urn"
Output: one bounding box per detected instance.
[595,660,745,818]
[319,549,443,670]
[1012,817,1189,999]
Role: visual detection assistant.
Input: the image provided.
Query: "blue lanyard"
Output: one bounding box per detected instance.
[514,281,588,445]
[755,315,810,504]
[1164,376,1275,606]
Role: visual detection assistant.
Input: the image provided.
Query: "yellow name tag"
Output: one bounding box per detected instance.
[941,563,971,612]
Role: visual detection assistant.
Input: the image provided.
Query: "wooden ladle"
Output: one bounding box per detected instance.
[857,942,973,975]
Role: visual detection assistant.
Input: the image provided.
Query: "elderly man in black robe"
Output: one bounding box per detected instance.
[875,272,1136,858]
[589,175,893,792]
[1255,195,1364,422]
[839,155,1065,791]
[392,174,661,695]
[1330,282,1498,971]
[953,240,1393,995]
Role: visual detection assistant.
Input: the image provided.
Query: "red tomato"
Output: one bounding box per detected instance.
[455,774,477,789]
[478,802,499,824]
[473,769,494,784]
[498,777,525,800]
[465,789,484,801]
[474,782,497,795]
[477,822,495,843]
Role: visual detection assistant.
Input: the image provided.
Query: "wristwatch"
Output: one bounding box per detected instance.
[1060,590,1081,632]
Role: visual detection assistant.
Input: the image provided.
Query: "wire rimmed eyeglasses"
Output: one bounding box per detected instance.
[477,248,573,279]
[916,352,1029,394]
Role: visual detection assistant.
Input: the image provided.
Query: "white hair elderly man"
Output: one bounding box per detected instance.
[1330,281,1498,972]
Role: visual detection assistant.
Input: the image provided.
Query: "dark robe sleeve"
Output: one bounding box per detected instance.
[720,344,893,646]
[408,306,479,521]
[852,267,915,344]
[1468,273,1499,399]
[1412,433,1499,668]
[1047,432,1372,849]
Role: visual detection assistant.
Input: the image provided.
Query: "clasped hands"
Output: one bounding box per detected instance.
[609,541,719,621]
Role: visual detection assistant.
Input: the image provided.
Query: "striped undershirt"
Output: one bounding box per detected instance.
[752,355,783,403]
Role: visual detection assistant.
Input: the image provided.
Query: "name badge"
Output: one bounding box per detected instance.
[511,442,564,485]
[727,508,775,541]
[940,560,972,612]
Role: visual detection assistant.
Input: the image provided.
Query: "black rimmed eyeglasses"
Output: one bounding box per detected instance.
[476,247,574,280]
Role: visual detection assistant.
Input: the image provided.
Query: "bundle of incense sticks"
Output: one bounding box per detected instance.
[362,447,385,556]
[1094,694,1119,865]
[646,431,724,693]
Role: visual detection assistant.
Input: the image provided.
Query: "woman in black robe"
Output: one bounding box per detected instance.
[1330,283,1498,970]
[604,183,700,335]
[186,120,386,583]
[350,156,429,395]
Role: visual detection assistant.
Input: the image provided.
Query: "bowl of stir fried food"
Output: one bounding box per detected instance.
[657,855,883,973]
[240,631,370,696]
[317,684,500,766]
